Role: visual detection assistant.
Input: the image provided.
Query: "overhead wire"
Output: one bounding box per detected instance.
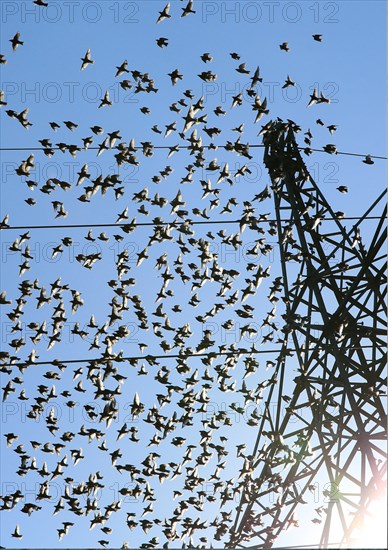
[0,144,386,159]
[0,216,383,232]
[0,345,379,369]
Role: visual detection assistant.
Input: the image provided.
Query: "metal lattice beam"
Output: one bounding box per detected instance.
[228,119,387,548]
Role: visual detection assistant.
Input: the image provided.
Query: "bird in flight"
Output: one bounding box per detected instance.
[157,2,171,23]
[81,48,94,71]
[10,32,24,51]
[181,0,195,17]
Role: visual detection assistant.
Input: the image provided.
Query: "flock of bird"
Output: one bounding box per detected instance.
[0,1,378,549]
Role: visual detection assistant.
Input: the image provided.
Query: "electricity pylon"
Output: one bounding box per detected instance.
[228,119,387,548]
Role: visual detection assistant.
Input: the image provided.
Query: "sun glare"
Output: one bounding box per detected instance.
[349,497,388,549]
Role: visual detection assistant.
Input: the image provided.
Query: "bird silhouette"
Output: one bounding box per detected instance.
[81,48,94,70]
[10,32,24,51]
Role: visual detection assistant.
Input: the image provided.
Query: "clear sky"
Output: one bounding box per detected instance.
[0,1,386,549]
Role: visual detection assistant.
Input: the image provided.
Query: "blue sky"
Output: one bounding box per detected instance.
[0,1,386,548]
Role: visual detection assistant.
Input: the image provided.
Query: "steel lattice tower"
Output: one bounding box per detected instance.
[228,120,387,548]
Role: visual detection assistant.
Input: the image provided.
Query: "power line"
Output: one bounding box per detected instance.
[258,544,348,549]
[0,345,377,369]
[0,144,386,160]
[1,349,284,368]
[0,216,383,232]
[305,147,385,160]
